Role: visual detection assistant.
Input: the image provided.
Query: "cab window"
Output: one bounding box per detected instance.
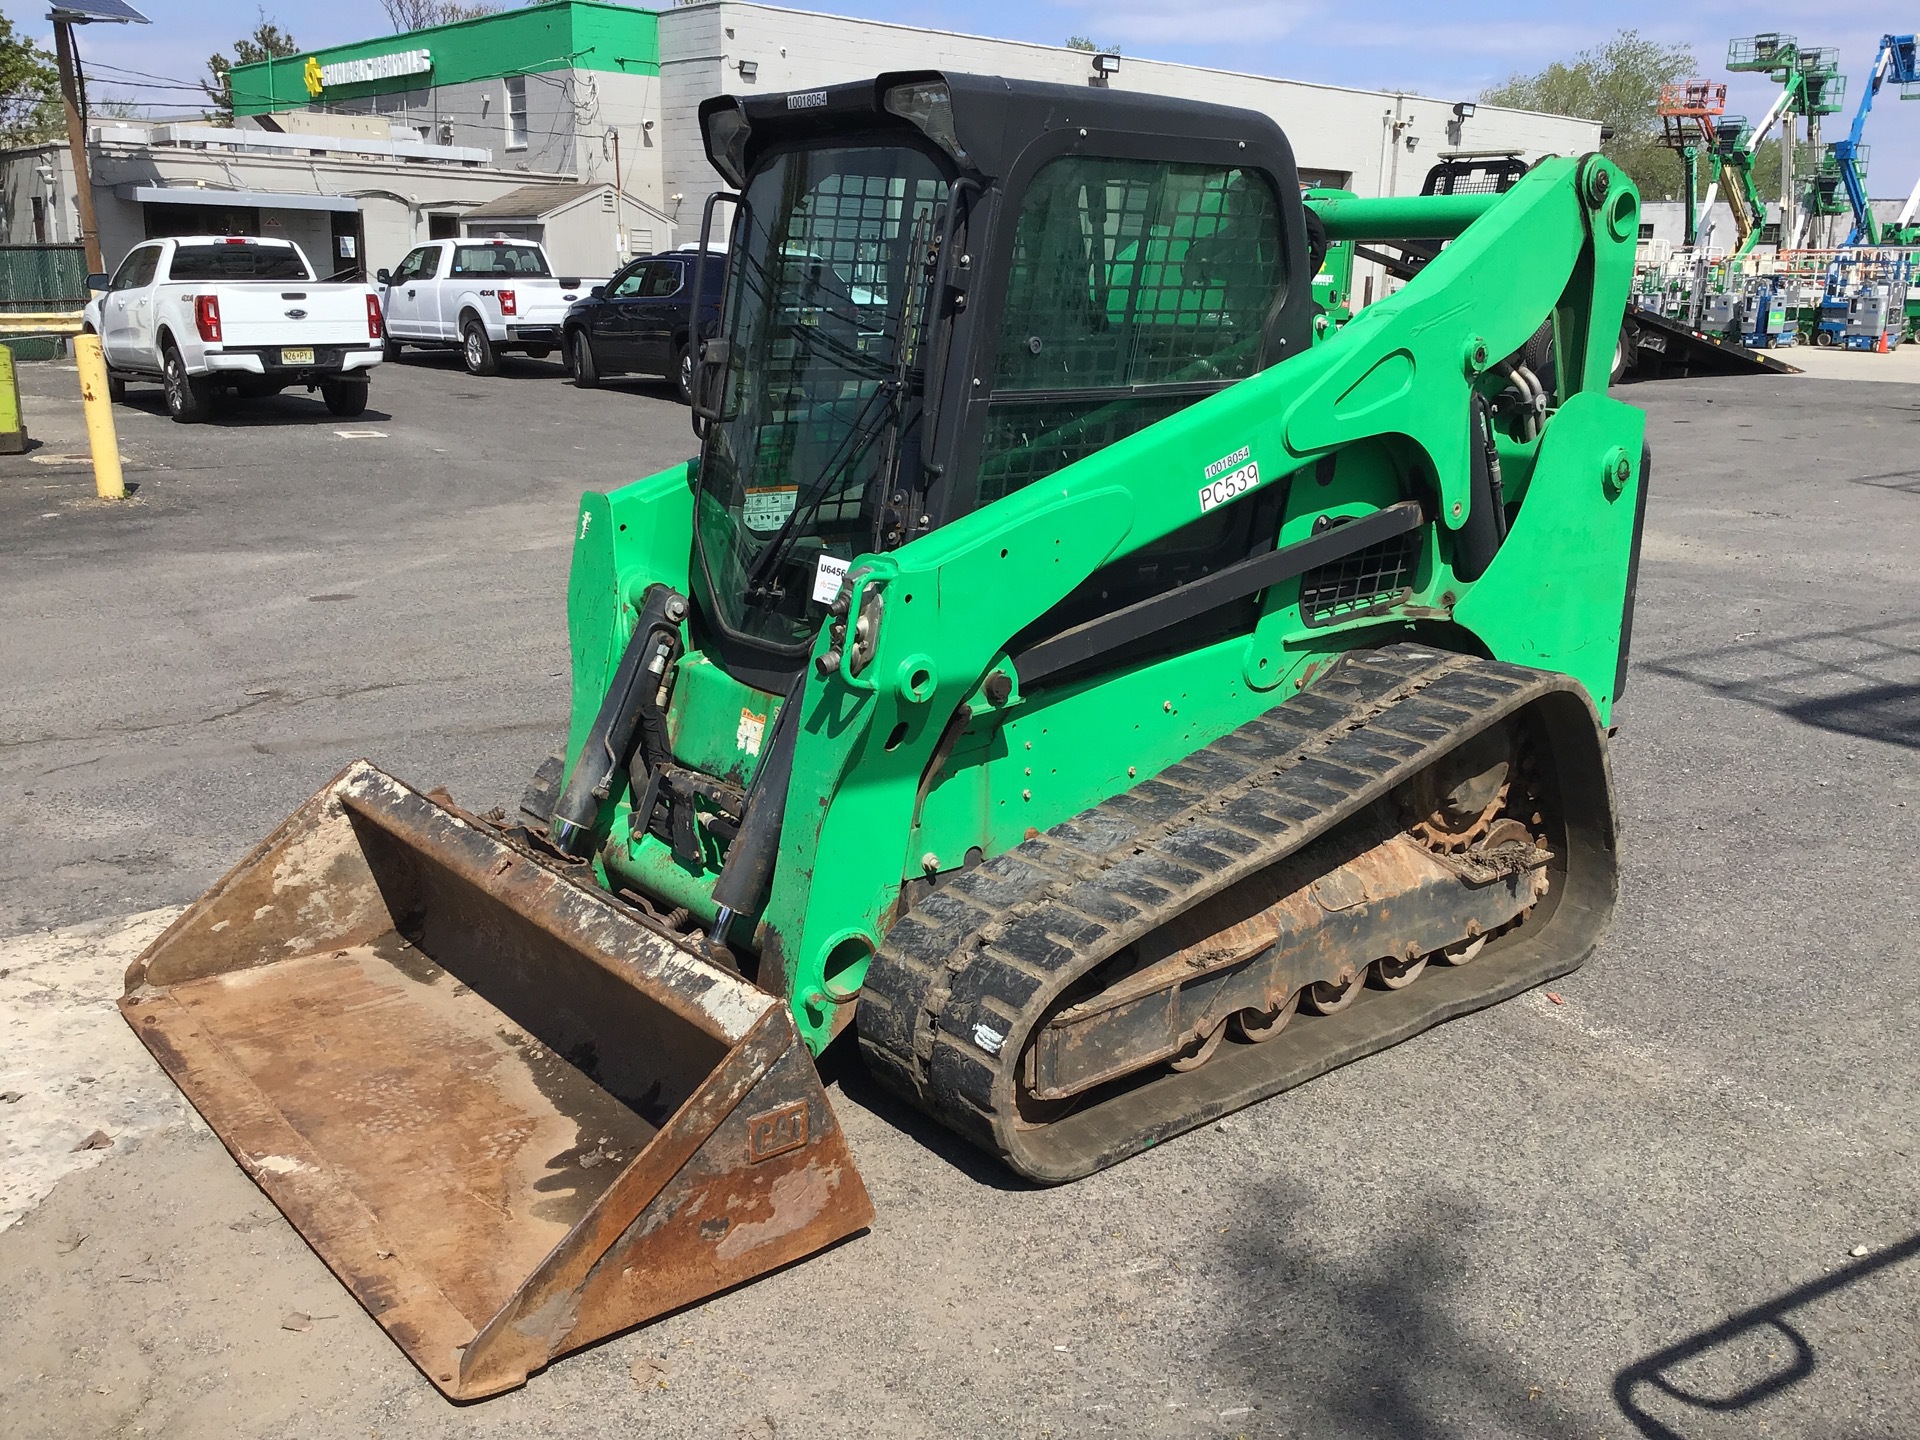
[641,260,684,298]
[975,156,1285,507]
[168,243,311,282]
[109,245,160,291]
[451,243,550,276]
[392,247,433,283]
[608,263,646,299]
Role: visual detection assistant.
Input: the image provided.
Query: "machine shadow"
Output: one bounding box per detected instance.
[1638,617,1920,749]
[820,1031,1034,1192]
[1206,1180,1596,1439]
[1611,1232,1920,1440]
[1845,467,1920,495]
[1779,682,1920,748]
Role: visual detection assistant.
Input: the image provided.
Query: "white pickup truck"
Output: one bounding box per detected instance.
[376,238,585,375]
[85,235,383,424]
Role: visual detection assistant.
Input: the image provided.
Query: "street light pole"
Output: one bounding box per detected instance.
[46,1,151,272]
[52,20,103,271]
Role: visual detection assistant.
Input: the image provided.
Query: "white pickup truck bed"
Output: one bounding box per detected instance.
[86,236,383,423]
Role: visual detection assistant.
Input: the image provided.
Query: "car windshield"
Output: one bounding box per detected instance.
[451,243,551,276]
[167,244,311,282]
[694,144,948,655]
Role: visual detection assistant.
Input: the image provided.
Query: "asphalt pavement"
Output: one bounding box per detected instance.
[0,354,1915,1439]
[0,348,690,934]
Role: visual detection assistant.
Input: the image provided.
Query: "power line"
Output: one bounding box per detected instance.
[84,60,210,87]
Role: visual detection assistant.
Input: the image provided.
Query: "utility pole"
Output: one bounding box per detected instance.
[606,126,625,262]
[47,2,151,273]
[52,21,102,271]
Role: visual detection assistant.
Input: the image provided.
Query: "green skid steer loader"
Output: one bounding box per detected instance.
[121,73,1648,1398]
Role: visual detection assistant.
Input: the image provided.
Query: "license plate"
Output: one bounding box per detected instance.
[280,347,315,365]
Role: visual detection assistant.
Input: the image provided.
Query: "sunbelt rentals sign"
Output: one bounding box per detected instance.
[305,47,433,97]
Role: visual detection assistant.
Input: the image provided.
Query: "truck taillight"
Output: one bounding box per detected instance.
[366,293,384,339]
[194,294,221,343]
[499,289,517,317]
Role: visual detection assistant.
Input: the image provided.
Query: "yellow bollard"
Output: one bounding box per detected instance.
[73,332,124,500]
[0,343,24,454]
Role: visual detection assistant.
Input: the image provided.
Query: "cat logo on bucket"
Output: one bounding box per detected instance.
[747,1101,810,1162]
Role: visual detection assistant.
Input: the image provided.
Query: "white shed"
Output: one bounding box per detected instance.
[459,182,672,282]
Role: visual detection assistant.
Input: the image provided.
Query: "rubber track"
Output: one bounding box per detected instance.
[857,644,1618,1183]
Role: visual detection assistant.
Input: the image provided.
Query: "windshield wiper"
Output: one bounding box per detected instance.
[735,211,938,606]
[740,378,901,603]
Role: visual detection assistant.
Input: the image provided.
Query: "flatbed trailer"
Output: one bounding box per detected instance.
[1622,302,1801,379]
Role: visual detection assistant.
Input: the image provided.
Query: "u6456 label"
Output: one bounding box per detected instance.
[1198,459,1261,513]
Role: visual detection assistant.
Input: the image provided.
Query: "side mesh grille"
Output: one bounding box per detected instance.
[1299,527,1419,627]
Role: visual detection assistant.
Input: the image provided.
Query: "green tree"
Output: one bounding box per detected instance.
[1481,29,1696,200]
[1065,36,1120,54]
[0,15,62,147]
[202,11,300,125]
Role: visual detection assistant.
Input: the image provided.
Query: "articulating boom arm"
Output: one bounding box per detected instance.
[1836,34,1920,246]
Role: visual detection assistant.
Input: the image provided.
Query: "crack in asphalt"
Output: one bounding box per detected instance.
[0,678,446,753]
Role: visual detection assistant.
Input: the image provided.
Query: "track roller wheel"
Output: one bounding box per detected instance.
[1372,952,1429,990]
[1439,935,1487,966]
[1303,968,1363,1015]
[1169,1020,1226,1072]
[1232,990,1300,1043]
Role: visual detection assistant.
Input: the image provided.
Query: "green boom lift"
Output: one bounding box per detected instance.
[121,74,1648,1399]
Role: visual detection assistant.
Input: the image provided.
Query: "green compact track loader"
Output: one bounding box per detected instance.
[122,73,1648,1398]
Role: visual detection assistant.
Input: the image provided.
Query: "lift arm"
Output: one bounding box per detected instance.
[1729,89,1796,256]
[1835,35,1920,246]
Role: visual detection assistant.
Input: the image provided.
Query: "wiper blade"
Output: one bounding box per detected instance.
[735,210,939,604]
[741,380,900,601]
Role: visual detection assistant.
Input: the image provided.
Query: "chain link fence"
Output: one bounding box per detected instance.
[0,244,89,361]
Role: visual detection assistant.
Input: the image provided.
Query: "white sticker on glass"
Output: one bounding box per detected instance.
[812,553,851,605]
[743,485,798,532]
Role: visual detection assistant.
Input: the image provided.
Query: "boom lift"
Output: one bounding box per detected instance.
[1830,33,1920,246]
[1700,113,1769,257]
[1657,80,1728,247]
[1725,35,1847,250]
[120,74,1649,1399]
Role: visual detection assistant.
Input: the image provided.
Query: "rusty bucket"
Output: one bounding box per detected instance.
[120,761,872,1400]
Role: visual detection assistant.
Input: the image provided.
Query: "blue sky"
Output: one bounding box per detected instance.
[9,0,1917,201]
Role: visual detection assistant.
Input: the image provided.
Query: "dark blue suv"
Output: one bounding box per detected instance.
[563,250,723,403]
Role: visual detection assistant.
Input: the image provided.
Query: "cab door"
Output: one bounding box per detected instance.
[631,259,687,373]
[589,261,648,369]
[100,244,161,368]
[382,246,439,339]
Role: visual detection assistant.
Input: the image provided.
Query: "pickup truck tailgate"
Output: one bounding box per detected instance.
[501,281,578,326]
[213,284,374,348]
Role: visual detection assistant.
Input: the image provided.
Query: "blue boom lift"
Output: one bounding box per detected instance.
[1831,33,1920,246]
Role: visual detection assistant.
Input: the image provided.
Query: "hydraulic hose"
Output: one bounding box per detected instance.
[1455,394,1506,581]
[548,585,687,857]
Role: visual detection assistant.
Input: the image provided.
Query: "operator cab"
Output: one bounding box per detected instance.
[687,72,1313,690]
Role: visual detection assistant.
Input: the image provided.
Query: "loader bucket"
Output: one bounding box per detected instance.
[119,761,873,1400]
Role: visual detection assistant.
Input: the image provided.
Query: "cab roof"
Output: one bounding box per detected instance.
[155,235,296,247]
[700,69,1294,188]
